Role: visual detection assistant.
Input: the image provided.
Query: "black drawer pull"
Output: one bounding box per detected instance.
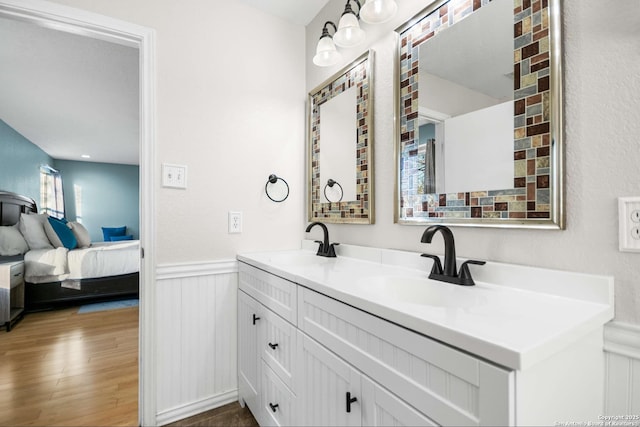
[252,314,260,325]
[346,392,357,413]
[268,342,279,350]
[269,403,279,412]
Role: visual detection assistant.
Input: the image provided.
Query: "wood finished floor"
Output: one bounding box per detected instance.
[0,306,139,426]
[0,306,257,427]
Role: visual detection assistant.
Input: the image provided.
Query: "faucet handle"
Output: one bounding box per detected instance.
[421,253,443,276]
[457,260,486,286]
[326,242,339,257]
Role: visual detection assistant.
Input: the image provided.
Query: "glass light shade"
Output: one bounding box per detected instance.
[360,0,398,24]
[313,37,342,67]
[334,13,366,48]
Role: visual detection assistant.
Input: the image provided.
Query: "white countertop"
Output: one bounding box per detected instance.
[237,242,614,370]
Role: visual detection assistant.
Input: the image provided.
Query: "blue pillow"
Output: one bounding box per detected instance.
[102,226,126,241]
[48,217,78,249]
[109,234,133,242]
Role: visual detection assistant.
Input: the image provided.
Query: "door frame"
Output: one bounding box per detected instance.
[0,0,157,423]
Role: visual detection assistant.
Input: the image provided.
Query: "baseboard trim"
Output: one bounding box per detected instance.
[604,321,640,360]
[156,389,239,426]
[156,259,238,280]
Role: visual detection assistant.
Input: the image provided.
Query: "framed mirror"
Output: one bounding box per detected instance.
[394,0,564,229]
[308,50,374,224]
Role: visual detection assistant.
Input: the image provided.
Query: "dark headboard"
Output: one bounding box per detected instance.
[0,191,38,226]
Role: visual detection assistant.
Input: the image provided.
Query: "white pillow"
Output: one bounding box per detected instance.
[44,220,64,248]
[69,221,91,248]
[18,213,53,250]
[0,224,30,255]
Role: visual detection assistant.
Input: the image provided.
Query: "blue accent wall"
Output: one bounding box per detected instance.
[0,119,52,203]
[54,160,139,242]
[419,123,436,145]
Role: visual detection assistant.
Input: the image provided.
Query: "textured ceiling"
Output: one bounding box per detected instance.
[0,16,139,165]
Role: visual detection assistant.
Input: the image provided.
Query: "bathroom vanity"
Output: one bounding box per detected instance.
[237,242,613,426]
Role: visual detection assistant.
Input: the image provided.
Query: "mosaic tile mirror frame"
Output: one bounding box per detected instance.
[308,50,374,224]
[394,0,564,229]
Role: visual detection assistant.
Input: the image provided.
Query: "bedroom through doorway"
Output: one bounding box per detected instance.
[0,1,153,423]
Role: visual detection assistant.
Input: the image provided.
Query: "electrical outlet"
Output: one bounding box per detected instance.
[618,197,640,252]
[228,211,242,234]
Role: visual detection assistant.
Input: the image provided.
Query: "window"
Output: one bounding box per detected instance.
[40,165,64,218]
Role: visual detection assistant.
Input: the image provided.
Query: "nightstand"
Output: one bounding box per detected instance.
[0,260,25,331]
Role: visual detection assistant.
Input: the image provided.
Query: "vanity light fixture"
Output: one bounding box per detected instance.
[360,0,397,24]
[334,0,366,48]
[313,21,342,67]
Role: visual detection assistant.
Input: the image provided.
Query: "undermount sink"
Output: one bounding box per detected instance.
[355,275,488,308]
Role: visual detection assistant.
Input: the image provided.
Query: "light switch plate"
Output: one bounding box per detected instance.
[618,197,640,252]
[162,163,187,189]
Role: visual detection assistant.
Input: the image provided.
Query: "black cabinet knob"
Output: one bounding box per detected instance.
[268,342,279,350]
[252,314,260,325]
[269,403,279,412]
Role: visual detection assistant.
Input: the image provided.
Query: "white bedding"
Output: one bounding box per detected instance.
[25,240,140,283]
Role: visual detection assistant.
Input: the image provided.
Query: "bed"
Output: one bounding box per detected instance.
[0,190,139,311]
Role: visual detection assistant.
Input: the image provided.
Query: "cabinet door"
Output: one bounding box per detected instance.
[297,331,361,427]
[361,376,437,426]
[238,290,263,413]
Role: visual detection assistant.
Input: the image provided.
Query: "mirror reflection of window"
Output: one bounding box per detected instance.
[319,85,357,203]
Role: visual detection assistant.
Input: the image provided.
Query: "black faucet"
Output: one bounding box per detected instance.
[420,225,485,286]
[305,222,339,257]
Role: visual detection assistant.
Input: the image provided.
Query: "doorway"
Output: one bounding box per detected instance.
[0,0,156,423]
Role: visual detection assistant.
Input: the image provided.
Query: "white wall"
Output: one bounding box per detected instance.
[444,101,513,194]
[49,0,307,264]
[306,0,640,326]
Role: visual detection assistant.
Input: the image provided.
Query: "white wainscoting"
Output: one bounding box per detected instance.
[604,321,640,415]
[155,260,239,425]
[153,259,638,423]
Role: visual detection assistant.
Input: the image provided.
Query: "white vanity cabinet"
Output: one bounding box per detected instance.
[238,253,611,426]
[238,262,511,426]
[238,246,614,426]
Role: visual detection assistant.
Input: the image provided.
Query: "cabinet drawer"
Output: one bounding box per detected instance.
[261,307,297,392]
[299,287,513,426]
[261,361,295,427]
[0,262,24,289]
[239,263,297,325]
[9,263,25,288]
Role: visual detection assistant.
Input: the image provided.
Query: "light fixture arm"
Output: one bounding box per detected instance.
[320,21,338,40]
[342,0,361,18]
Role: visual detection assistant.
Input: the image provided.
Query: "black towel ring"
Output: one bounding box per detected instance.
[323,179,343,203]
[265,174,290,203]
